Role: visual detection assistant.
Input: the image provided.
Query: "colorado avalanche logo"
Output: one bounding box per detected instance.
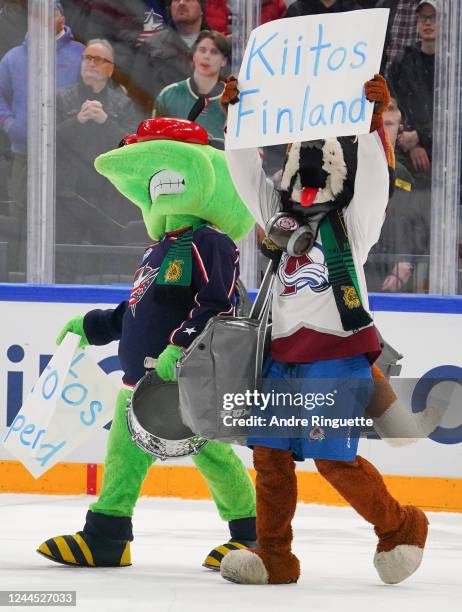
[129,264,159,316]
[309,426,326,441]
[278,244,330,296]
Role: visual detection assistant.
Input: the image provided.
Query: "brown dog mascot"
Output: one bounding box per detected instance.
[219,75,429,586]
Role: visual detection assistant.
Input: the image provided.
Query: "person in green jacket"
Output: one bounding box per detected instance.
[153,30,229,140]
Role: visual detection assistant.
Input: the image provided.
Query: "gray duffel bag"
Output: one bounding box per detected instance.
[177,260,404,445]
[177,264,274,445]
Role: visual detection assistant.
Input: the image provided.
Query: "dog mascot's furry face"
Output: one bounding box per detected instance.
[281,136,358,211]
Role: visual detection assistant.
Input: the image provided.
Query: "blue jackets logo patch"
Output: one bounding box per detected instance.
[129,265,159,316]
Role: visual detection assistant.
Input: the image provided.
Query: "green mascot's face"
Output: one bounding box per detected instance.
[94,118,254,241]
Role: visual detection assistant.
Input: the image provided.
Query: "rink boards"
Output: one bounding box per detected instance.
[0,286,461,511]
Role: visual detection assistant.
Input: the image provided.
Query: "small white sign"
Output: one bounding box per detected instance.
[2,333,118,478]
[226,9,389,149]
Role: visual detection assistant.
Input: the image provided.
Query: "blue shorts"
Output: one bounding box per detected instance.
[247,355,373,462]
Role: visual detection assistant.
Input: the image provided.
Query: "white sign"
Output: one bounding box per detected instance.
[2,332,118,478]
[226,9,389,150]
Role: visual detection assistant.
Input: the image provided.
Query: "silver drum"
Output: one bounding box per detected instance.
[126,370,207,460]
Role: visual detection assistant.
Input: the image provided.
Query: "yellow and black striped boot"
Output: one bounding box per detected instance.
[37,511,132,568]
[203,517,256,571]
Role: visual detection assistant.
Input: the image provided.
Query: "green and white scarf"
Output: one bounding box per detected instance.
[320,210,372,332]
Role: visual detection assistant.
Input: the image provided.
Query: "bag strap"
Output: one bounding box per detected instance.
[234,278,252,317]
[250,262,275,321]
[251,262,275,380]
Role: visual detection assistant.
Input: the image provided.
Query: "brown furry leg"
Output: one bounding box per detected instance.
[315,455,405,536]
[315,455,428,583]
[254,446,300,584]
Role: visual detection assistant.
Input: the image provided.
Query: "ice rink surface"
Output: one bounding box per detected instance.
[0,494,461,612]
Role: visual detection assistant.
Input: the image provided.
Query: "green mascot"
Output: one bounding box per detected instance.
[37,117,256,569]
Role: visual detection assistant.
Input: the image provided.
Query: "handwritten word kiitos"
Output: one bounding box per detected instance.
[243,24,367,81]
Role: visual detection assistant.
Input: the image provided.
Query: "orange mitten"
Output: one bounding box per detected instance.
[220,76,240,112]
[365,74,391,132]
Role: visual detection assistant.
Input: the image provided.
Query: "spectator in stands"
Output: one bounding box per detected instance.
[55,39,143,257]
[286,0,361,17]
[0,2,84,157]
[0,1,84,273]
[134,0,209,102]
[376,0,420,77]
[204,1,287,36]
[154,30,229,139]
[60,2,170,114]
[389,0,435,179]
[366,99,429,293]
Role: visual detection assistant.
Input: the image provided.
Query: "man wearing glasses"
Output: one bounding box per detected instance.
[388,0,436,179]
[76,41,118,125]
[55,39,143,280]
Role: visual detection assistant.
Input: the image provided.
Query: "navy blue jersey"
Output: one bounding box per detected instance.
[83,225,240,385]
